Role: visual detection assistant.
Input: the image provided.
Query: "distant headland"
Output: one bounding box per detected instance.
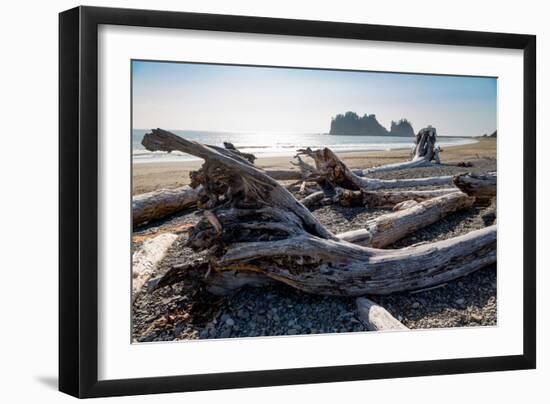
[329,111,415,137]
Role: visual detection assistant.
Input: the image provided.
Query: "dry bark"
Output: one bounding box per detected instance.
[453,172,497,205]
[133,186,200,226]
[142,129,496,297]
[356,297,409,331]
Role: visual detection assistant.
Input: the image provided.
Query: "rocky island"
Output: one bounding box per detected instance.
[390,119,415,137]
[329,111,415,137]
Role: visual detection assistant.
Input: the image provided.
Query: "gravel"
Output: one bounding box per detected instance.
[132,160,497,343]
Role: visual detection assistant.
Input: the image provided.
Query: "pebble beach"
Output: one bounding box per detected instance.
[132,137,497,342]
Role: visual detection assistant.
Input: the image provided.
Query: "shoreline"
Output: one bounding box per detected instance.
[132,137,479,165]
[132,137,495,195]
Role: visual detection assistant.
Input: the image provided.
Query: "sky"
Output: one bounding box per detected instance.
[132,60,497,137]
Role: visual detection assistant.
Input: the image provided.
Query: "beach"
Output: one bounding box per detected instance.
[132,137,496,194]
[132,136,497,342]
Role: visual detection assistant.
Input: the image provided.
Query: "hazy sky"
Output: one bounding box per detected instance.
[132,60,497,137]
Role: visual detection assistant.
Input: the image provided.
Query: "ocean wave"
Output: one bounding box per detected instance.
[132,136,478,164]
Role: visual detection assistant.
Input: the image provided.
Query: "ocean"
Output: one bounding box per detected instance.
[132,129,477,163]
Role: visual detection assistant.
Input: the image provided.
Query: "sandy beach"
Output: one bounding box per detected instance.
[132,137,496,195]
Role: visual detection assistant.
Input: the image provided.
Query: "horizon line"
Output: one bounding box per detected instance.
[132,128,493,137]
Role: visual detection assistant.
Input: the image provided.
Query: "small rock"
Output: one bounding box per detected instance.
[225,317,235,327]
[455,298,465,306]
[173,322,186,336]
[470,313,483,322]
[411,302,421,309]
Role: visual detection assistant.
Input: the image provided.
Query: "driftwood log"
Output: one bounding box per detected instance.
[133,186,200,226]
[132,233,178,303]
[142,129,496,297]
[300,188,459,209]
[334,187,458,208]
[300,190,473,247]
[453,172,497,205]
[366,126,441,173]
[356,297,409,331]
[294,145,453,191]
[337,191,474,247]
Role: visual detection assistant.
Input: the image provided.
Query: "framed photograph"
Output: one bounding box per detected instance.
[59,6,536,398]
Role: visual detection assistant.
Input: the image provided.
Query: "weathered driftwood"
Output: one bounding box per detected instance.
[299,191,326,209]
[266,167,364,181]
[301,187,458,210]
[338,191,474,247]
[143,129,496,297]
[453,172,497,205]
[132,186,200,226]
[335,187,458,208]
[262,169,303,181]
[132,223,194,244]
[142,129,333,239]
[132,233,178,303]
[356,297,409,331]
[294,146,453,190]
[366,175,453,190]
[366,126,441,173]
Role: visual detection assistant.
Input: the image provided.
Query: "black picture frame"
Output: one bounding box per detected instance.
[59,6,536,398]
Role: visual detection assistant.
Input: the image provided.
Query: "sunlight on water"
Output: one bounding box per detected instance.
[132,129,477,164]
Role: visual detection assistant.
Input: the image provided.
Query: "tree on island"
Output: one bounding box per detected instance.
[329,111,414,136]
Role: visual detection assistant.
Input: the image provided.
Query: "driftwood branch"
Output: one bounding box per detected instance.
[356,297,409,331]
[142,129,496,297]
[133,186,200,226]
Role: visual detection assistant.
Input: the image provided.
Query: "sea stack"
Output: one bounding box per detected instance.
[389,119,415,137]
[329,111,414,136]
